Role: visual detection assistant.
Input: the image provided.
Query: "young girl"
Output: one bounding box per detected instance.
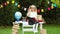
[27,5,37,25]
[27,5,38,32]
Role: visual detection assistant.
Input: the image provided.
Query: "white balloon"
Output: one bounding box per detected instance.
[24,8,27,11]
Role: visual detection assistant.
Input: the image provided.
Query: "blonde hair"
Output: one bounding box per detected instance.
[28,5,37,12]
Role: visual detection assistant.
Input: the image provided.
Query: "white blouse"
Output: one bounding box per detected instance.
[27,11,37,18]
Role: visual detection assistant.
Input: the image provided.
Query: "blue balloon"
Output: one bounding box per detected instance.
[14,12,22,20]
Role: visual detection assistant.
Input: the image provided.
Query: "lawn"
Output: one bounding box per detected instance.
[0,24,60,34]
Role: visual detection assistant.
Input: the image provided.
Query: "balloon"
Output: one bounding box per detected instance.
[7,1,9,4]
[12,0,15,4]
[51,6,54,9]
[18,4,20,8]
[48,7,51,11]
[37,9,40,13]
[24,8,27,11]
[41,9,44,12]
[48,1,50,4]
[14,12,22,20]
[4,2,7,6]
[1,5,3,8]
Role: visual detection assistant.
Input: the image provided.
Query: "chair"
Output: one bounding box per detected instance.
[22,21,38,34]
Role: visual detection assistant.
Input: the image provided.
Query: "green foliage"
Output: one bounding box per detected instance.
[0,8,13,26]
[0,3,19,26]
[51,0,60,8]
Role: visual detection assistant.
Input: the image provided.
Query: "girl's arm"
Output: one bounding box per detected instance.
[27,12,30,17]
[26,9,30,21]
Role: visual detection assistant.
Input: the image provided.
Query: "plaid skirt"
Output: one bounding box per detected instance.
[28,17,38,25]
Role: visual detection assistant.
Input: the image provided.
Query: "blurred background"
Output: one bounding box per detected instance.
[0,0,60,26]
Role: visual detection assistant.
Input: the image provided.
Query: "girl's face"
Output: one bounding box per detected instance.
[30,7,35,11]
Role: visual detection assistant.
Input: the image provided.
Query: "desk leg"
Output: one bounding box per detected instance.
[12,23,19,34]
[40,23,43,30]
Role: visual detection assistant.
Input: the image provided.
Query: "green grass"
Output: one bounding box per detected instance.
[0,24,60,34]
